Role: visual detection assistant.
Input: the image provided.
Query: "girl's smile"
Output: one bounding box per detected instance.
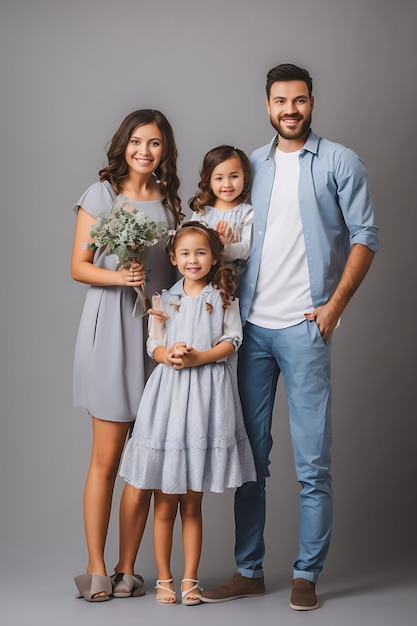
[171,232,216,291]
[210,156,245,210]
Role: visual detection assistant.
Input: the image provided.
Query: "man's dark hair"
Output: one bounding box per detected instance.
[266,63,313,99]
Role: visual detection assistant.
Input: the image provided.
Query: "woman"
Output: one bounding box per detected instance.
[71,109,182,601]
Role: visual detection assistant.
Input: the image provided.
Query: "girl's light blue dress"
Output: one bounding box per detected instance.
[119,280,256,493]
[191,202,253,275]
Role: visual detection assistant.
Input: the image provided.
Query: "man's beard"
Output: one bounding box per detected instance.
[271,113,311,141]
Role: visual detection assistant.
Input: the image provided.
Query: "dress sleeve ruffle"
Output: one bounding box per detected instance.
[218,297,242,352]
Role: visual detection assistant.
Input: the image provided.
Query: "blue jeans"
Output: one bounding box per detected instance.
[235,320,333,583]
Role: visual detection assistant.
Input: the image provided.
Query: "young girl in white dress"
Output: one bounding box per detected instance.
[71,109,182,602]
[189,145,253,278]
[119,222,256,606]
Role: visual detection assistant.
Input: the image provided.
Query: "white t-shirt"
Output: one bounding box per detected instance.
[248,149,314,329]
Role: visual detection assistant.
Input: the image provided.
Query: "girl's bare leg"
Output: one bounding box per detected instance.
[116,484,153,574]
[153,490,179,604]
[83,417,131,581]
[180,491,204,602]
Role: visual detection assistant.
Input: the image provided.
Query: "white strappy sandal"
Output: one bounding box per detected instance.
[155,578,177,605]
[181,578,202,606]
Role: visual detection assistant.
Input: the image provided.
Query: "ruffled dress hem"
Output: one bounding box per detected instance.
[120,436,256,494]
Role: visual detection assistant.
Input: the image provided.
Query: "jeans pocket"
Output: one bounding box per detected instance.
[305,319,327,346]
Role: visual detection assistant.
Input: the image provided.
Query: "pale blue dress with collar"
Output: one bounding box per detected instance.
[191,202,253,276]
[119,279,256,494]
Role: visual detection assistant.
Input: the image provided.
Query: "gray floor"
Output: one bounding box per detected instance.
[2,565,415,626]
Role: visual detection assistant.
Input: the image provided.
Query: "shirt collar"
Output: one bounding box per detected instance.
[266,129,319,159]
[169,279,214,297]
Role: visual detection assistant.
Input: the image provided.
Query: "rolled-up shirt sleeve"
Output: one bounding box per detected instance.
[334,148,379,252]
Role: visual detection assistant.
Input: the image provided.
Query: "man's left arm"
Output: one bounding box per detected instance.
[305,243,375,342]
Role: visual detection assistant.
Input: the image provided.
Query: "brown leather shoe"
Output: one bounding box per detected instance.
[200,572,265,603]
[290,578,318,610]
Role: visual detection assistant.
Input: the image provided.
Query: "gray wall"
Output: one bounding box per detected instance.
[1,0,415,585]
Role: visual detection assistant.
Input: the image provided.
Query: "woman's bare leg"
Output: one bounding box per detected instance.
[83,417,131,579]
[116,484,153,574]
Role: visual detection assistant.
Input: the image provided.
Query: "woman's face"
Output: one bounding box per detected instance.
[124,123,164,175]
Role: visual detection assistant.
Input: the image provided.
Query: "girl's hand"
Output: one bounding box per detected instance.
[165,342,189,369]
[215,220,233,245]
[180,347,202,368]
[120,262,145,287]
[148,308,169,323]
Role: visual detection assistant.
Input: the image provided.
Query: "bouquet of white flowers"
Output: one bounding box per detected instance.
[84,200,168,316]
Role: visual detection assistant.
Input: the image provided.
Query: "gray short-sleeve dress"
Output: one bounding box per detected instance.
[73,180,176,422]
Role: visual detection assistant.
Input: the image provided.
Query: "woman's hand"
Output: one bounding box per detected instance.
[120,262,145,287]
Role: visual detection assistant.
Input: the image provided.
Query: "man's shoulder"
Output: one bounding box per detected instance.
[304,132,365,178]
[313,132,361,161]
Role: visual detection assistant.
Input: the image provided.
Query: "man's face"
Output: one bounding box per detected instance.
[266,80,314,143]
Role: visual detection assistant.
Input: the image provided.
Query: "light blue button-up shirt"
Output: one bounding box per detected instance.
[238,130,379,325]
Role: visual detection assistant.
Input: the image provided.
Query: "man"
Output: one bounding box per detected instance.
[201,63,379,610]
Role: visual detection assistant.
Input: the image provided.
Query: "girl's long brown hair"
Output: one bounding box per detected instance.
[167,222,236,308]
[99,109,183,225]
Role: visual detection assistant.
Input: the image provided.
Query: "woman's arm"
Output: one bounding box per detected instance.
[71,208,144,287]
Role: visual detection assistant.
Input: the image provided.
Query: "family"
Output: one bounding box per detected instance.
[71,63,379,610]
